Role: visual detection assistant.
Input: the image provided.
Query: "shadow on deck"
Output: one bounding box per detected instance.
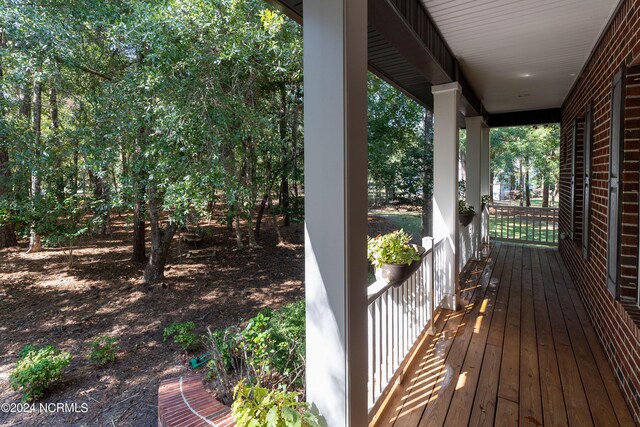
[374,243,634,427]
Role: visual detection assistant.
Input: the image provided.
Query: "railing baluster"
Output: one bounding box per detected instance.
[366,240,446,409]
[519,206,523,241]
[488,204,559,246]
[546,208,550,243]
[368,302,374,406]
[376,298,382,398]
[381,289,388,389]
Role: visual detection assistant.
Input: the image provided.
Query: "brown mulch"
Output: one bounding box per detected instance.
[0,212,397,427]
[0,214,305,427]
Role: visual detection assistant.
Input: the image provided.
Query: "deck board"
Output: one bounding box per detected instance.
[377,244,634,427]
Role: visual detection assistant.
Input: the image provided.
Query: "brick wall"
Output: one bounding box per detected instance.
[560,0,640,422]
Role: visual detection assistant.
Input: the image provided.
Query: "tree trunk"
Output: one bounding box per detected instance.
[542,178,550,208]
[291,84,301,198]
[421,110,434,237]
[518,162,524,207]
[0,33,17,248]
[255,193,268,238]
[132,188,146,262]
[268,196,283,245]
[525,169,531,207]
[279,85,290,227]
[143,185,177,284]
[27,79,43,253]
[72,148,79,195]
[0,148,18,248]
[234,209,244,249]
[50,86,65,202]
[90,171,109,236]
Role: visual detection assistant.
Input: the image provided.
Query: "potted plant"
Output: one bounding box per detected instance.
[458,200,476,227]
[367,229,424,285]
[481,195,491,210]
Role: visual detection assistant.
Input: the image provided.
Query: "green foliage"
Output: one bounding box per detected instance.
[89,336,119,366]
[10,345,72,402]
[458,200,475,215]
[269,300,305,376]
[205,301,306,404]
[163,322,201,352]
[368,74,426,204]
[241,312,274,373]
[0,0,305,260]
[367,229,421,268]
[490,125,560,205]
[231,380,319,427]
[482,195,491,205]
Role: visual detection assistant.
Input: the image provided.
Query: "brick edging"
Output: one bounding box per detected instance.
[158,375,235,427]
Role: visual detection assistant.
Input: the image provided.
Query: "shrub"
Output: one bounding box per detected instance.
[163,321,201,352]
[231,380,319,427]
[89,336,119,366]
[269,300,305,380]
[10,345,72,402]
[204,301,306,404]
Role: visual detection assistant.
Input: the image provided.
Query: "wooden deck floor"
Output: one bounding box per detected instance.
[376,244,635,427]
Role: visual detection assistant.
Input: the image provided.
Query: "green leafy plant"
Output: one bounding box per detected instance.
[204,301,306,405]
[163,322,201,352]
[269,300,305,379]
[231,380,319,427]
[367,229,420,268]
[10,345,72,402]
[481,195,491,205]
[458,200,476,215]
[89,336,119,366]
[240,312,274,373]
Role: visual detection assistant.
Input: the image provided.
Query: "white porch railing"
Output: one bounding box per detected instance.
[489,204,559,245]
[367,218,486,412]
[458,211,482,272]
[366,237,435,410]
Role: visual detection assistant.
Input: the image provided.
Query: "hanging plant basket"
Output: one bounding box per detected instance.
[375,245,426,286]
[458,212,475,227]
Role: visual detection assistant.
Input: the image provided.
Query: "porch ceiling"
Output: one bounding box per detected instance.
[421,0,621,114]
[269,0,621,123]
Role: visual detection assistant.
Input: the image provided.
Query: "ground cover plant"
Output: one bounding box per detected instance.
[163,322,201,352]
[89,337,119,366]
[9,345,72,402]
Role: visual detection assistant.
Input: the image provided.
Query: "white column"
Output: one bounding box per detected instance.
[481,126,491,245]
[304,0,368,426]
[465,116,483,212]
[481,127,491,199]
[466,116,483,256]
[432,83,461,311]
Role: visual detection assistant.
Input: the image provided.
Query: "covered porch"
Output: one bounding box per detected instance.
[374,244,634,426]
[265,0,637,425]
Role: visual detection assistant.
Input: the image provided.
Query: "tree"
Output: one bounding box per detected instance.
[490,125,559,205]
[0,30,18,248]
[367,75,424,205]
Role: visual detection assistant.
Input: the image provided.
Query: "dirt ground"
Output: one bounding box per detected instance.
[0,213,305,427]
[0,212,397,426]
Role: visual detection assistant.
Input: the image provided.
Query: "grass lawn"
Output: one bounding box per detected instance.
[493,197,557,208]
[368,209,422,240]
[489,215,558,243]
